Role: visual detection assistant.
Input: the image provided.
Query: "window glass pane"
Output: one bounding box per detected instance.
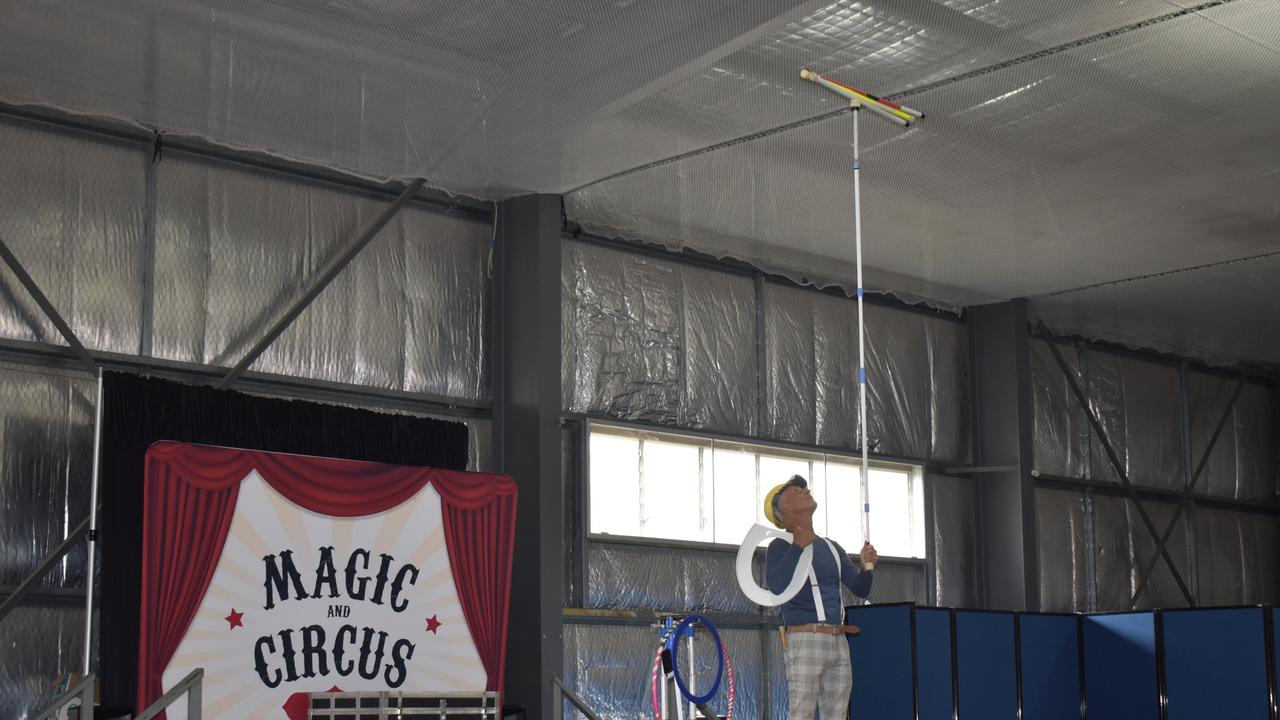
[587,425,926,558]
[867,468,913,557]
[824,460,863,552]
[590,433,640,535]
[712,446,758,544]
[639,438,710,542]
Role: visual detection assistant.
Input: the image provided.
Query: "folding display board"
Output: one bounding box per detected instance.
[845,603,914,720]
[1162,607,1269,720]
[954,611,1017,720]
[1082,612,1158,720]
[835,603,1279,720]
[1018,614,1081,720]
[914,608,954,720]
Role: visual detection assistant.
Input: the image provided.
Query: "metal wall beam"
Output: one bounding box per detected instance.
[494,194,563,720]
[0,513,92,625]
[1127,379,1244,607]
[218,178,425,388]
[0,235,97,375]
[969,299,1038,611]
[1043,340,1197,606]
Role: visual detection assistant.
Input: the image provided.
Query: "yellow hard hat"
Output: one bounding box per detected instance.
[763,475,807,528]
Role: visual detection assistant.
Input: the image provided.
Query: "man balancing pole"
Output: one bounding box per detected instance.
[765,475,878,720]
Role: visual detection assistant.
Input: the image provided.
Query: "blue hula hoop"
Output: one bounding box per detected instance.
[664,614,724,705]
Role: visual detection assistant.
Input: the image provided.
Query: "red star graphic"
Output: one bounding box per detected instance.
[225,608,244,629]
[426,614,442,634]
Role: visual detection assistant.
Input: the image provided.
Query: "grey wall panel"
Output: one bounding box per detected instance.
[929,317,972,464]
[1196,508,1246,607]
[1091,493,1131,611]
[1127,498,1191,609]
[587,542,757,615]
[1036,487,1087,612]
[0,605,91,720]
[1086,351,1128,485]
[858,562,926,604]
[0,122,146,355]
[1242,513,1280,604]
[763,283,817,444]
[865,306,931,459]
[154,155,490,399]
[564,623,766,720]
[562,241,757,435]
[1087,352,1182,490]
[681,265,759,435]
[929,474,979,607]
[1233,382,1276,503]
[399,206,491,400]
[1188,371,1242,498]
[813,291,860,449]
[0,363,95,588]
[1031,340,1087,478]
[1121,361,1184,491]
[563,623,655,720]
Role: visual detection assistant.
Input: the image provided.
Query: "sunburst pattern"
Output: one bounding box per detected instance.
[160,468,487,720]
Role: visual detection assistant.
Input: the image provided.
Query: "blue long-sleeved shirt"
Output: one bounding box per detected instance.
[765,537,873,625]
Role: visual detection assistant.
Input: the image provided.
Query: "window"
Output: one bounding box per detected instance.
[587,423,927,558]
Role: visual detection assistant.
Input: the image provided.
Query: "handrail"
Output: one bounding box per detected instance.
[135,668,203,720]
[0,513,92,626]
[552,676,605,720]
[33,673,95,720]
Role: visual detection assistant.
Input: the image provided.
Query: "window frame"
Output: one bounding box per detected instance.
[584,419,929,561]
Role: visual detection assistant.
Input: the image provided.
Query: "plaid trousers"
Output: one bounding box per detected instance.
[783,630,853,720]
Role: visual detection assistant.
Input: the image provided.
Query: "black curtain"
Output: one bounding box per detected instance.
[98,371,469,710]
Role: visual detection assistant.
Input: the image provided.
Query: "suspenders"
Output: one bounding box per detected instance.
[805,538,842,623]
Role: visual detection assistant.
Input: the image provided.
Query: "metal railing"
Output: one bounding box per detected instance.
[307,690,499,718]
[33,673,96,720]
[552,677,605,720]
[135,668,203,720]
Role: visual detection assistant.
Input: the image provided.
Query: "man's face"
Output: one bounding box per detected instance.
[777,483,817,522]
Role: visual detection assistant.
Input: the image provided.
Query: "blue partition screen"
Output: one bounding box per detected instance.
[1083,612,1158,720]
[955,612,1017,720]
[916,609,953,720]
[1019,614,1080,720]
[1163,608,1268,720]
[846,604,915,720]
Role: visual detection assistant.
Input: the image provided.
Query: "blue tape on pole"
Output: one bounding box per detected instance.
[859,368,866,383]
[852,160,861,170]
[863,503,870,512]
[856,287,863,298]
[666,614,724,705]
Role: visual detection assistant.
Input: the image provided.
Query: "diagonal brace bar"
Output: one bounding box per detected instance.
[1044,341,1196,606]
[219,178,425,389]
[0,513,92,626]
[0,235,97,375]
[1127,378,1244,608]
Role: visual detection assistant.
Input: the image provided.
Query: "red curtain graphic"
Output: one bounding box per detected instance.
[137,441,516,713]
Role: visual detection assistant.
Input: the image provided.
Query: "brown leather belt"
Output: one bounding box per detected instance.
[784,624,861,636]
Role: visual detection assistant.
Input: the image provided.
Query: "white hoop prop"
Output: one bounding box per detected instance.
[734,524,813,606]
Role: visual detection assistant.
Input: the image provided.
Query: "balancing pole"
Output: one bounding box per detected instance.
[851,104,874,572]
